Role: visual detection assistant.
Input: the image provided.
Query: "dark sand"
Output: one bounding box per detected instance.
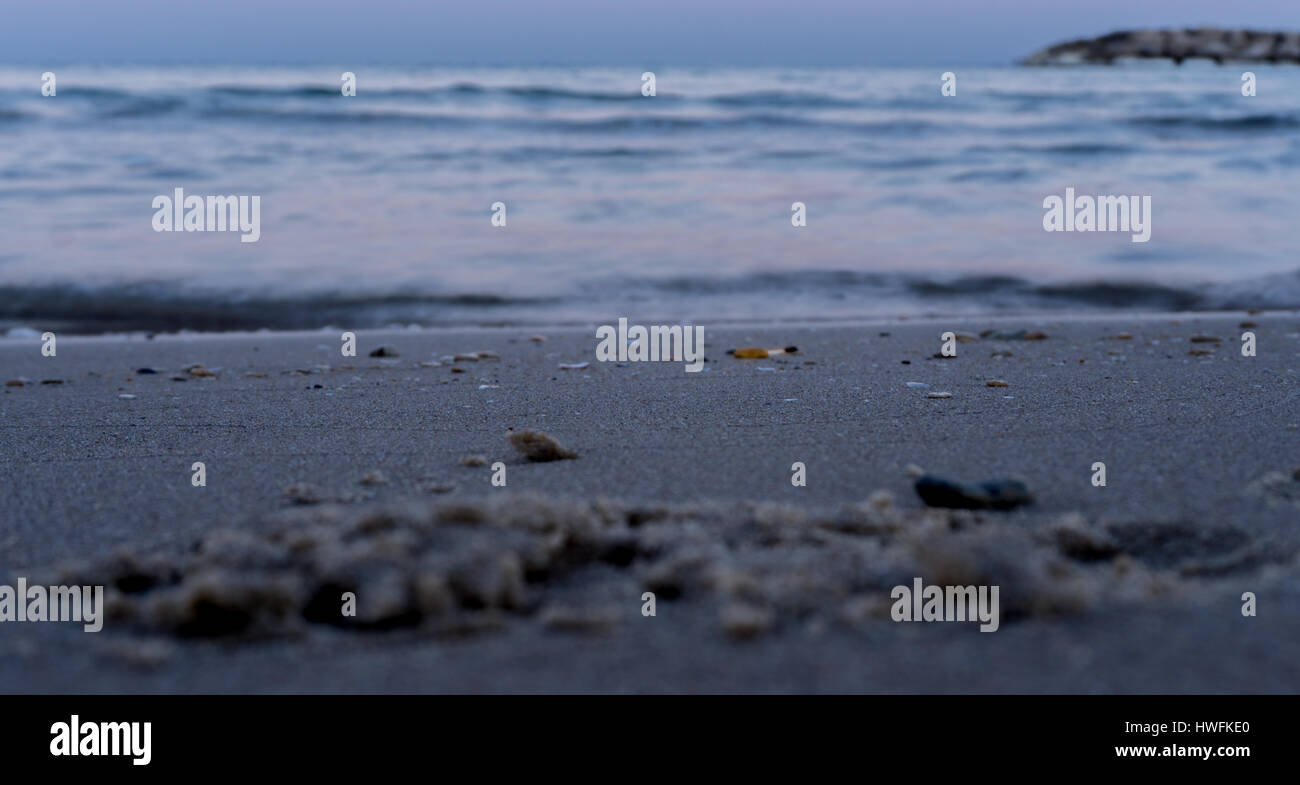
[1,312,1298,693]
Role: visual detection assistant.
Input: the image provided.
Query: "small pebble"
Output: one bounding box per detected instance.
[721,603,774,640]
[508,429,577,462]
[905,381,930,389]
[983,330,1047,341]
[915,475,1033,510]
[459,455,488,467]
[985,379,1009,387]
[541,606,619,633]
[360,470,389,486]
[369,346,400,357]
[558,362,590,370]
[283,483,323,504]
[1189,335,1221,343]
[118,393,136,399]
[528,335,547,343]
[136,367,159,374]
[926,391,952,399]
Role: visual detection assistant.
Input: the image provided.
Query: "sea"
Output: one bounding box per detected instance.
[1,64,1298,333]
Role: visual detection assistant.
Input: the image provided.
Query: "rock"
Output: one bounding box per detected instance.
[558,362,590,370]
[1189,335,1222,343]
[368,346,399,357]
[914,475,1033,510]
[118,393,136,400]
[926,391,953,399]
[360,470,389,486]
[459,455,488,467]
[528,335,546,343]
[4,379,25,387]
[732,347,769,359]
[136,367,159,374]
[419,480,457,494]
[40,379,65,385]
[985,379,1009,387]
[983,330,1047,341]
[1023,28,1300,66]
[905,381,930,389]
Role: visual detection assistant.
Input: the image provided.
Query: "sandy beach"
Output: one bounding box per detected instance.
[1,311,1298,693]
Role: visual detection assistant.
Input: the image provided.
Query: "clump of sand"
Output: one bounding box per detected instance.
[40,488,1284,644]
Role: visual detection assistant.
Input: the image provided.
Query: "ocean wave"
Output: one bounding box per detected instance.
[622,269,1300,312]
[203,82,650,102]
[1129,113,1300,131]
[3,269,1297,335]
[99,96,186,118]
[0,285,561,334]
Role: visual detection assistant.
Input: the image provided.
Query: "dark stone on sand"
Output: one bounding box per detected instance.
[136,367,159,374]
[369,346,400,357]
[914,474,1033,511]
[981,330,1047,341]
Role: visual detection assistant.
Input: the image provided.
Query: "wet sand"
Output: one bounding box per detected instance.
[1,312,1298,693]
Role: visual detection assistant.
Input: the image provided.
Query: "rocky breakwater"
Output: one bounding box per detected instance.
[1023,28,1300,65]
